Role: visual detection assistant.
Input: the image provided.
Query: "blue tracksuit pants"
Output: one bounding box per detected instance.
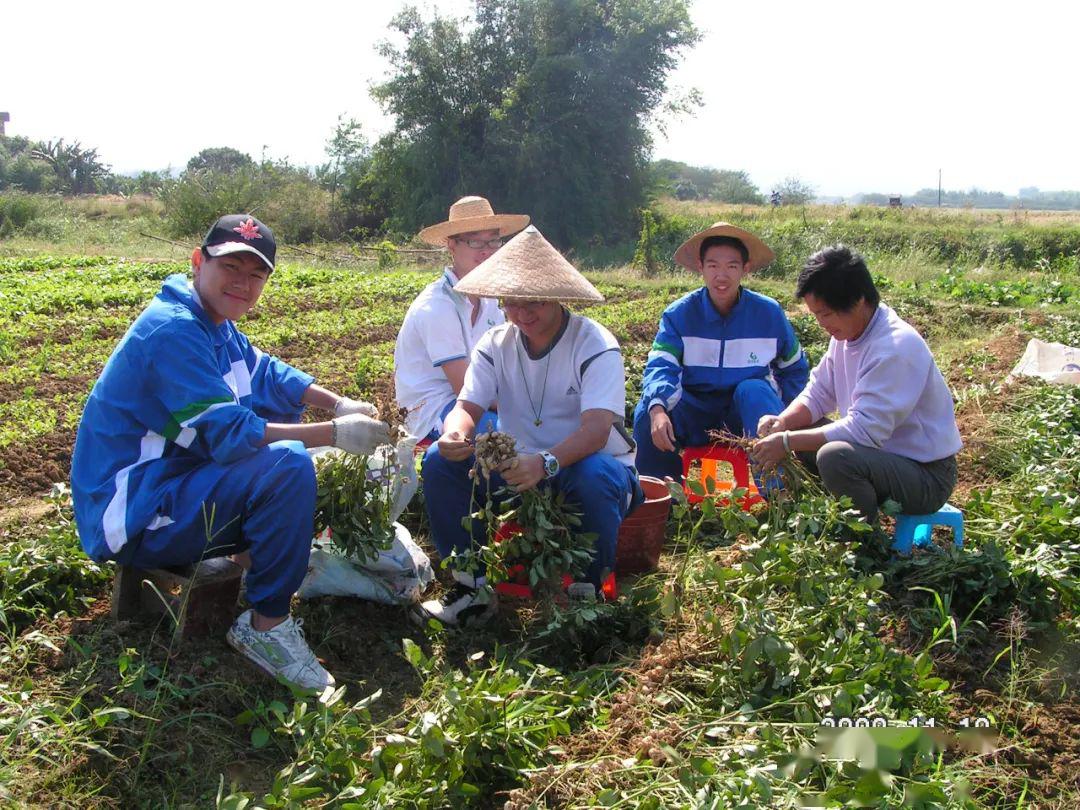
[114,440,316,617]
[421,445,643,587]
[633,378,783,481]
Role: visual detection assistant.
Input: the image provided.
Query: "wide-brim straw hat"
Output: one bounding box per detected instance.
[454,226,604,304]
[417,196,530,246]
[673,221,775,272]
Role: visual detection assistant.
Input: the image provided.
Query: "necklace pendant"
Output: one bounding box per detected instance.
[534,418,542,427]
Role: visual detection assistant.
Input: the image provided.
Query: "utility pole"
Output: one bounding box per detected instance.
[937,168,942,207]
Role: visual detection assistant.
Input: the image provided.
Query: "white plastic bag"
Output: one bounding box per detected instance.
[309,434,420,524]
[1008,338,1080,386]
[300,436,430,604]
[299,522,433,604]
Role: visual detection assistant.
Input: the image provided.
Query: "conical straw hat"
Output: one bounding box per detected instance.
[417,196,530,246]
[673,221,775,272]
[454,226,604,303]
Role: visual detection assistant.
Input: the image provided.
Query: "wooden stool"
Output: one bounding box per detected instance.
[111,557,243,639]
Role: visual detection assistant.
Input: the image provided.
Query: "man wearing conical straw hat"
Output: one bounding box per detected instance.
[632,222,810,481]
[414,226,643,626]
[394,196,528,440]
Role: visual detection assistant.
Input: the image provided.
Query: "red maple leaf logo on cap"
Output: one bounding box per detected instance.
[233,218,262,240]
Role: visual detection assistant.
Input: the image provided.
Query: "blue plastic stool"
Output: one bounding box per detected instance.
[892,503,964,554]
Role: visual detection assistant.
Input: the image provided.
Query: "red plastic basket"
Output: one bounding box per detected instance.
[492,521,617,600]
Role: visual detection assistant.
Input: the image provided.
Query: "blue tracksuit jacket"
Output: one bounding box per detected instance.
[641,287,809,411]
[71,274,313,562]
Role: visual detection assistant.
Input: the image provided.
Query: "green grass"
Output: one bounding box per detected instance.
[3,207,1080,806]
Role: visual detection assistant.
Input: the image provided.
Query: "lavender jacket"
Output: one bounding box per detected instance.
[792,304,962,462]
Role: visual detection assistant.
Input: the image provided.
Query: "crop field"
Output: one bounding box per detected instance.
[2,204,1080,807]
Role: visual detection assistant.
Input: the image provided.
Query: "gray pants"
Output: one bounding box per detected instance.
[802,441,958,522]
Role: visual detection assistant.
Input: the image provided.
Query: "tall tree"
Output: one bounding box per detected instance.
[772,176,815,206]
[368,0,698,247]
[31,139,111,194]
[186,147,254,175]
[650,160,763,204]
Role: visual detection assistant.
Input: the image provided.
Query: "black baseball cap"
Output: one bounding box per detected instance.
[201,214,276,272]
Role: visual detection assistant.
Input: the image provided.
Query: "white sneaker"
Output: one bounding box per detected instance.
[226,609,335,692]
[412,581,495,627]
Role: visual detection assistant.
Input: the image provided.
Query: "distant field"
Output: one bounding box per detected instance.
[665,198,1080,226]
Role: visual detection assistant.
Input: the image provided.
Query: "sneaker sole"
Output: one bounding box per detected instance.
[408,603,495,630]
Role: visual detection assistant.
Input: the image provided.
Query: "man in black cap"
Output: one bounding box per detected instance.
[72,214,390,692]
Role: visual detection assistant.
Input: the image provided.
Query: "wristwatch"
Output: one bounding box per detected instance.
[539,450,560,479]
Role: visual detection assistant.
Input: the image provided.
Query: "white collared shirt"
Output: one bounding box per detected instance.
[394,267,504,437]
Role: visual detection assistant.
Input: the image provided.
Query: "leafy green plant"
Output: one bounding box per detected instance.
[484,489,596,593]
[469,431,597,593]
[0,485,109,632]
[632,208,661,276]
[368,651,590,804]
[313,451,397,562]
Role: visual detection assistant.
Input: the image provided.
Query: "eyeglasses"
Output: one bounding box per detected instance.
[501,299,547,311]
[453,236,504,250]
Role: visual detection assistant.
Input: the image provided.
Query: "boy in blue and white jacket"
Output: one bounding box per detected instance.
[71,215,389,692]
[633,222,809,480]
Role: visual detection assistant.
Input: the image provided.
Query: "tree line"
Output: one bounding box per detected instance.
[7,0,1080,248]
[4,0,701,248]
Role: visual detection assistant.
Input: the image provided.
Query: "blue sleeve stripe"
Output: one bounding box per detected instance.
[580,347,620,378]
[432,354,467,368]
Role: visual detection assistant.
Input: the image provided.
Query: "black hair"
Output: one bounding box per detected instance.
[795,244,880,310]
[699,235,749,265]
[200,247,213,263]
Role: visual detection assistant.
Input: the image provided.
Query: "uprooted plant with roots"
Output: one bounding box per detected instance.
[467,430,596,595]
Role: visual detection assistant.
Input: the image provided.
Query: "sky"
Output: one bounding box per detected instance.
[3,0,1078,198]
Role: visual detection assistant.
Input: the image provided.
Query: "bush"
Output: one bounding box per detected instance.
[0,192,44,238]
[161,164,335,243]
[160,167,265,237]
[258,177,334,244]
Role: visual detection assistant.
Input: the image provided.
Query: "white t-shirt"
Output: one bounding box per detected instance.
[460,311,635,465]
[394,268,504,437]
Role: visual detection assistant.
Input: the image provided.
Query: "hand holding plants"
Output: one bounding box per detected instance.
[331,413,391,455]
[333,397,379,418]
[757,413,783,436]
[501,453,544,492]
[438,430,475,462]
[751,431,787,467]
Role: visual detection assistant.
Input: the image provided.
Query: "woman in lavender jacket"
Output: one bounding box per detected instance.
[751,245,961,521]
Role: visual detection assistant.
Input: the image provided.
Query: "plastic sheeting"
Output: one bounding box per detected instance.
[1008,338,1080,386]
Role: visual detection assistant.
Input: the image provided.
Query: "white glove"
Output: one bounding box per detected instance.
[331,413,391,456]
[334,397,379,419]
